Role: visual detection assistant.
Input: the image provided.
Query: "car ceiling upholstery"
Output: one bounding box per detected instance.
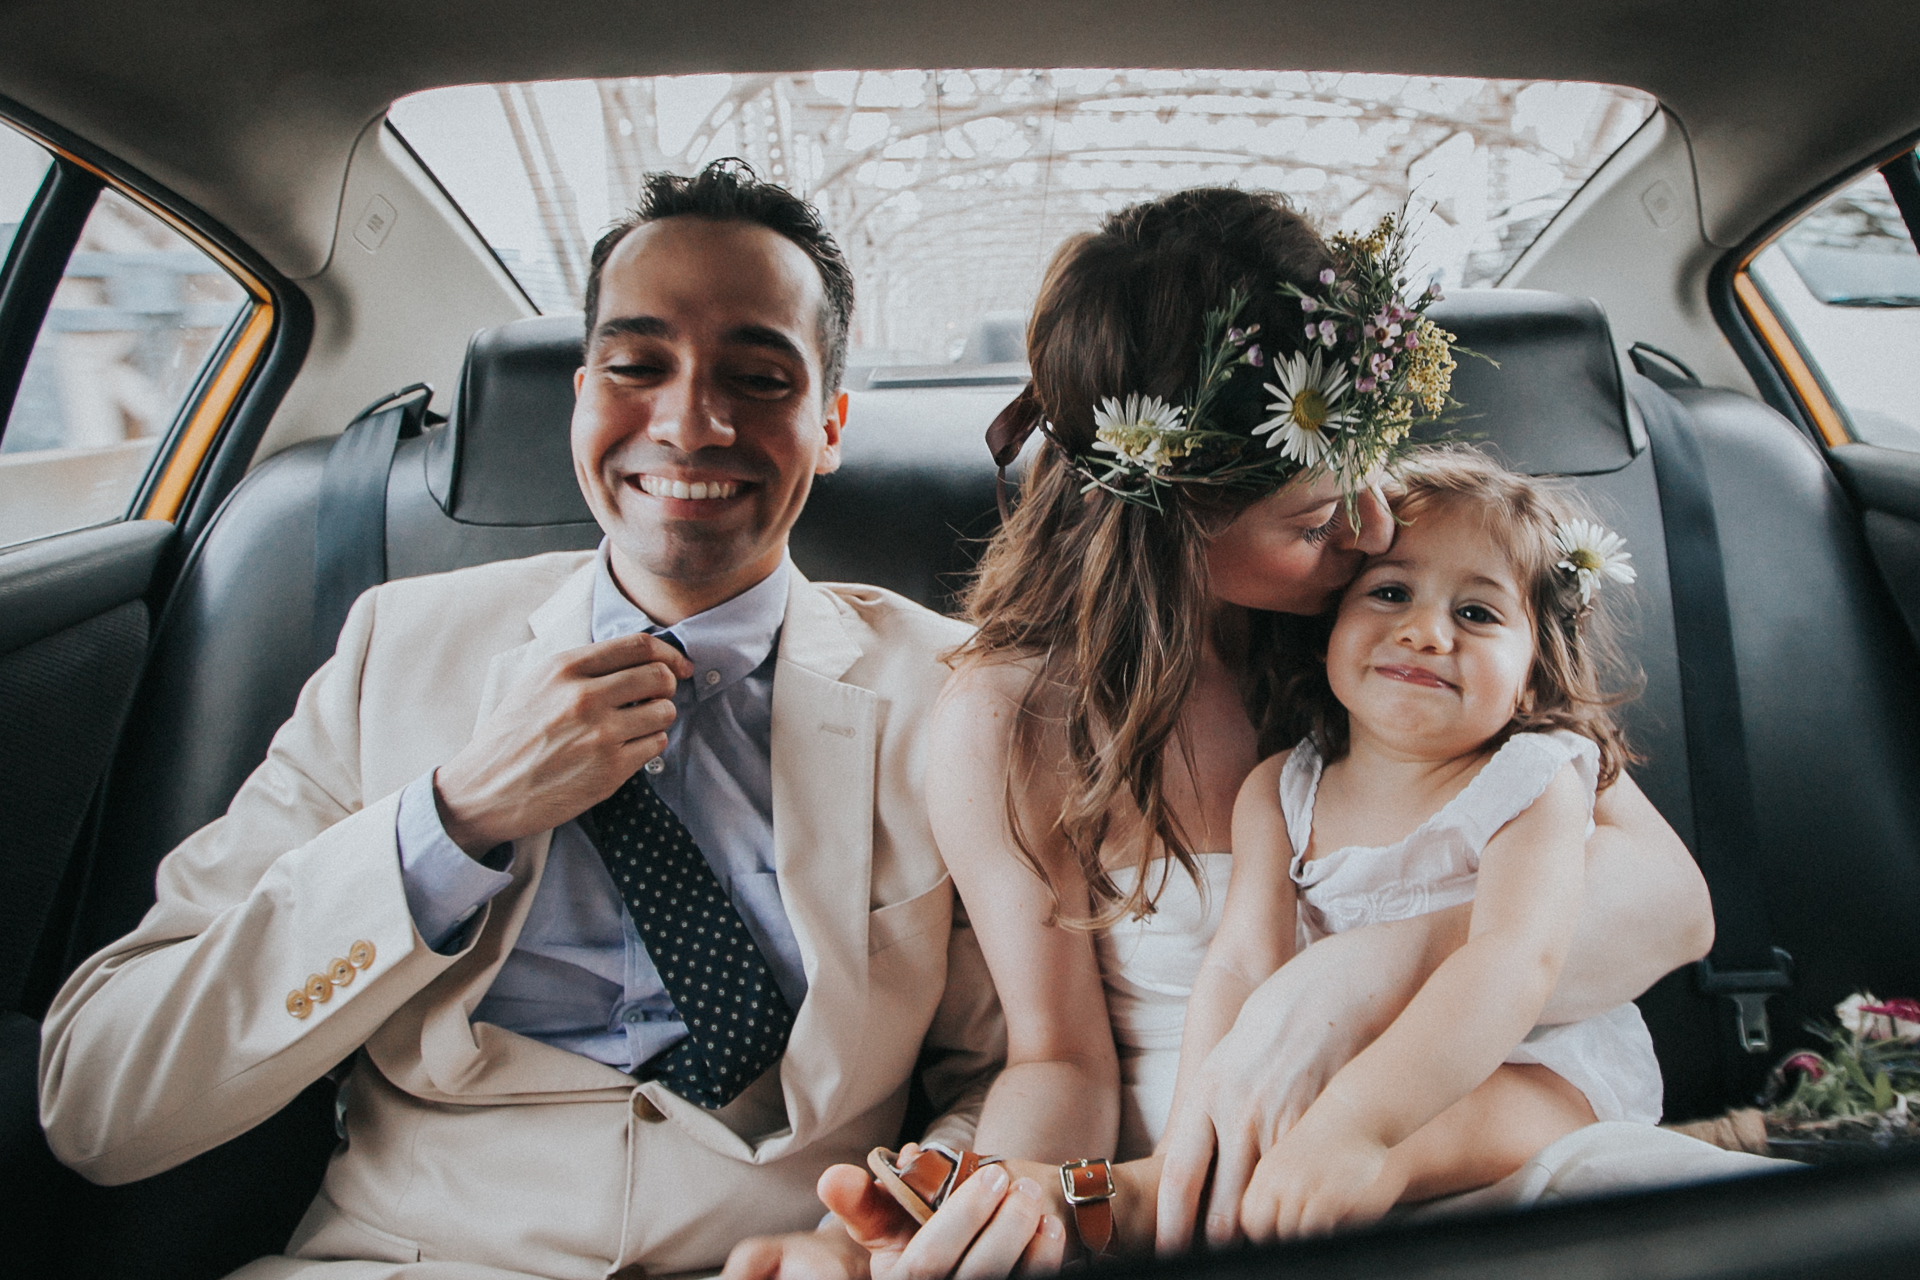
[2,1,1917,281]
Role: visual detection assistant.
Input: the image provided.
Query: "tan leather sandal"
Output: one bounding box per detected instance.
[867,1142,1006,1224]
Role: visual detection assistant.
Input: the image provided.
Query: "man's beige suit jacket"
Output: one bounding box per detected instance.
[40,551,1003,1279]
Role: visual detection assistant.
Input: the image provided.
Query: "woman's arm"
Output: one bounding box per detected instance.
[926,661,1121,1162]
[1543,770,1712,1022]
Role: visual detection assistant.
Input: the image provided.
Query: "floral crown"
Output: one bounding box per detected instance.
[987,213,1462,512]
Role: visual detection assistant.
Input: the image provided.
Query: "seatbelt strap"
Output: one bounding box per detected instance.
[1631,375,1792,1055]
[312,384,432,669]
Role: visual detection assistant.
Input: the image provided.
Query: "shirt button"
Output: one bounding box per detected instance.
[704,670,721,686]
[623,1008,645,1025]
[644,757,666,775]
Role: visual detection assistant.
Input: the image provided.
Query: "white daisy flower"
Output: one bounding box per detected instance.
[1553,518,1636,604]
[1254,350,1356,466]
[1092,393,1187,471]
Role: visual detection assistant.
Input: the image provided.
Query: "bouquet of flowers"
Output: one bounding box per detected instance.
[1763,993,1920,1157]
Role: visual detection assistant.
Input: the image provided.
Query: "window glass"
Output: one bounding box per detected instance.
[0,123,53,267]
[1748,160,1920,451]
[390,71,1653,367]
[0,188,251,548]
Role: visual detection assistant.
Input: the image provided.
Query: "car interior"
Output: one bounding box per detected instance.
[3,2,1920,1277]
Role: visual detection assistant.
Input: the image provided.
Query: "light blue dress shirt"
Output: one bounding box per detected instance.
[394,548,807,1072]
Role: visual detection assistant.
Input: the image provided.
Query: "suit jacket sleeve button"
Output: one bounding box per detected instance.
[328,958,355,988]
[287,989,312,1019]
[306,974,334,1003]
[348,940,376,970]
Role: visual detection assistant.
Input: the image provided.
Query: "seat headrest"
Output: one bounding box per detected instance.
[426,315,589,526]
[425,289,1635,532]
[1421,289,1638,476]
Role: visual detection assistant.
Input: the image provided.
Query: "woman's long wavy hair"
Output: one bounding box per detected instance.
[952,188,1335,926]
[1276,447,1642,788]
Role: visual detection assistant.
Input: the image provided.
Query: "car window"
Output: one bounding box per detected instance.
[390,70,1653,370]
[0,124,52,266]
[0,186,251,548]
[1745,153,1920,451]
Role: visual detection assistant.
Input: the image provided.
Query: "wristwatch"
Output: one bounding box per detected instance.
[1059,1157,1116,1257]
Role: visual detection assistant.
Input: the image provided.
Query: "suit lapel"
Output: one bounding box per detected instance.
[477,557,598,720]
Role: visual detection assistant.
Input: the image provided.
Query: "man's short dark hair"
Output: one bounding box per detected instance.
[583,159,856,401]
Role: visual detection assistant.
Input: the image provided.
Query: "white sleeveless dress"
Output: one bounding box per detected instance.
[1282,729,1664,1126]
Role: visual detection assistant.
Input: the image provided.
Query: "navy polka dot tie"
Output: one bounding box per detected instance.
[587,768,796,1109]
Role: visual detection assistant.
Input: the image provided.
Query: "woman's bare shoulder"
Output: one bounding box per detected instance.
[936,652,1054,735]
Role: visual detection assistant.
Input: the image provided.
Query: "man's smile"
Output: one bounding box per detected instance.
[632,473,746,502]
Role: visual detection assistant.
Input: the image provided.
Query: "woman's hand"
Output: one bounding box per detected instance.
[793,1161,1065,1280]
[1155,916,1441,1252]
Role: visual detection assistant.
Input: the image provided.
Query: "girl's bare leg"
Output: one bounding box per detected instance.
[1382,1063,1596,1204]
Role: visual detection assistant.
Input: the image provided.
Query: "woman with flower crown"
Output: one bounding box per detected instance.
[787,188,1724,1277]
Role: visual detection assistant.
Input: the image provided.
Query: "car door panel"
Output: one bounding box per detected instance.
[1829,443,1920,650]
[0,519,170,1014]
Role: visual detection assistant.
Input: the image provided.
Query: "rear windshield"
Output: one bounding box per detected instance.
[390,70,1653,367]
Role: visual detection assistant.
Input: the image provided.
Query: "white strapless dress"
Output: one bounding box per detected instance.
[1095,854,1232,1160]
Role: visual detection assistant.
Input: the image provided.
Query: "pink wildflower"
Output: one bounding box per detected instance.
[1781,1053,1827,1081]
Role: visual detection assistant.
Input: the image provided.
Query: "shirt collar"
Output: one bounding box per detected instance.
[590,542,787,701]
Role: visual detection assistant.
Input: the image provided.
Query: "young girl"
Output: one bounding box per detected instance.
[1181,447,1661,1240]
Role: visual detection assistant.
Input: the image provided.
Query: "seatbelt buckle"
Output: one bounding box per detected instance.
[1694,949,1794,1055]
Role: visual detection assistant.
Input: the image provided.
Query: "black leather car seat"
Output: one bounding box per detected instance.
[33,293,1920,1277]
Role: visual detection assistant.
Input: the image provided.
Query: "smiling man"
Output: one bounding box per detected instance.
[40,160,1002,1280]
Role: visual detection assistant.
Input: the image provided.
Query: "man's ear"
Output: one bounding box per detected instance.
[574,366,586,396]
[817,390,848,475]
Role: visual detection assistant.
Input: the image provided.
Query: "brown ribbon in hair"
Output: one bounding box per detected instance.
[986,383,1042,521]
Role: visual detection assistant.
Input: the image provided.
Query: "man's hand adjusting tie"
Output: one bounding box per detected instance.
[433,631,695,858]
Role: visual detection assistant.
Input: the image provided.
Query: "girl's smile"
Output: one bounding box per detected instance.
[1372,663,1456,691]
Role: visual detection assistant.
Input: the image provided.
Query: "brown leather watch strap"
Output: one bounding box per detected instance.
[871,1143,1006,1223]
[1059,1158,1115,1257]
